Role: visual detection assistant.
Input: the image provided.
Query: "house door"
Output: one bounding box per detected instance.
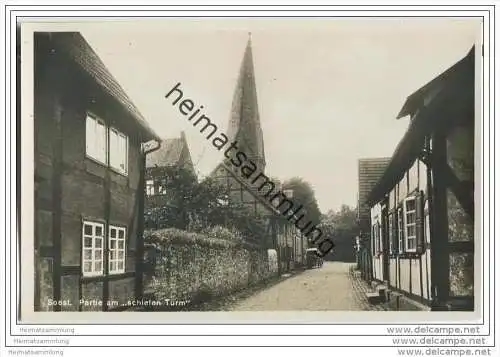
[381,207,390,283]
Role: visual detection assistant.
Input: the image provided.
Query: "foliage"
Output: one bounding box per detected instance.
[226,202,269,241]
[200,225,244,242]
[144,166,199,230]
[282,177,322,226]
[319,204,359,245]
[145,227,239,249]
[144,166,269,242]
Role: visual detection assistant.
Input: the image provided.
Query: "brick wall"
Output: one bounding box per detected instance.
[142,229,276,309]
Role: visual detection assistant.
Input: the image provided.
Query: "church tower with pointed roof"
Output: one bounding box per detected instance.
[225,33,266,172]
[211,34,275,221]
[209,35,307,258]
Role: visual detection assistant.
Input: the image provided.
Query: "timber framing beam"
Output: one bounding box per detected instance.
[418,149,474,220]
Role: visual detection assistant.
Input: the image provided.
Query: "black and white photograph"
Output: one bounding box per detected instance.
[23,17,481,315]
[5,2,498,354]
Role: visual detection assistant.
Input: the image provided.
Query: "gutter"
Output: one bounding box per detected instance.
[135,139,161,300]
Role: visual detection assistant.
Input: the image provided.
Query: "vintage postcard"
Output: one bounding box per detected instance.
[18,15,483,325]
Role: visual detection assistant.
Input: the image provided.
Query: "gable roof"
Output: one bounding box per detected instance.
[146,132,193,169]
[396,46,475,119]
[366,46,475,206]
[146,138,184,168]
[48,32,160,142]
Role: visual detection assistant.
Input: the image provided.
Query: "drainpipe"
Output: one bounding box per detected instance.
[135,139,161,301]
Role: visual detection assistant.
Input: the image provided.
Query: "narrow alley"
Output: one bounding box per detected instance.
[228,262,386,311]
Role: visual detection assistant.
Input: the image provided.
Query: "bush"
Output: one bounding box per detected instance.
[200,225,244,242]
[145,227,241,250]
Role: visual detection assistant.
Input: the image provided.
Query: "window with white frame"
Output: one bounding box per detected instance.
[108,225,126,274]
[85,114,128,175]
[397,207,404,252]
[146,180,155,196]
[404,196,417,252]
[109,128,128,174]
[85,114,107,164]
[82,221,104,277]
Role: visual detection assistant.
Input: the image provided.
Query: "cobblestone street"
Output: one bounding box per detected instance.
[228,262,387,311]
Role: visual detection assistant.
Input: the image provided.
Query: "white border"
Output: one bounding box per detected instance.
[2,2,496,352]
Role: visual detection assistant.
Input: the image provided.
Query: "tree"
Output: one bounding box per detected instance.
[144,166,269,242]
[319,204,359,261]
[144,166,230,230]
[282,177,322,226]
[145,166,198,230]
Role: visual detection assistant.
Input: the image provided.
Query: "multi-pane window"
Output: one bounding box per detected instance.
[146,180,155,196]
[85,114,128,176]
[108,226,126,274]
[82,221,104,277]
[397,207,404,252]
[404,196,417,252]
[85,114,107,164]
[109,128,128,174]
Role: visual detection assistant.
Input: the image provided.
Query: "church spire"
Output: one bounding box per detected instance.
[226,33,266,172]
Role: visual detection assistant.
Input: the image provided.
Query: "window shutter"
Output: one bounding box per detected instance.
[371,225,375,255]
[391,212,398,254]
[415,191,425,254]
[388,214,393,254]
[398,207,404,254]
[377,222,382,254]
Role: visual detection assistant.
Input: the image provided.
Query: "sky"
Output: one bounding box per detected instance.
[76,17,480,213]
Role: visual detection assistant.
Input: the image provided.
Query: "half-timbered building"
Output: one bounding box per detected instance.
[365,46,475,311]
[34,32,161,311]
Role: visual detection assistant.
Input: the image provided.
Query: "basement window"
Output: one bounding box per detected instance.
[82,221,104,277]
[108,225,126,274]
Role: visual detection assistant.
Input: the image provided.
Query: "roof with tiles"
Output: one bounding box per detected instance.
[146,131,194,170]
[146,137,184,168]
[48,32,160,142]
[357,158,391,231]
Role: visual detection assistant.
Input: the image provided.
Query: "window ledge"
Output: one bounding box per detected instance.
[109,166,128,177]
[109,270,126,275]
[81,271,134,283]
[85,154,107,168]
[81,273,104,279]
[396,252,424,259]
